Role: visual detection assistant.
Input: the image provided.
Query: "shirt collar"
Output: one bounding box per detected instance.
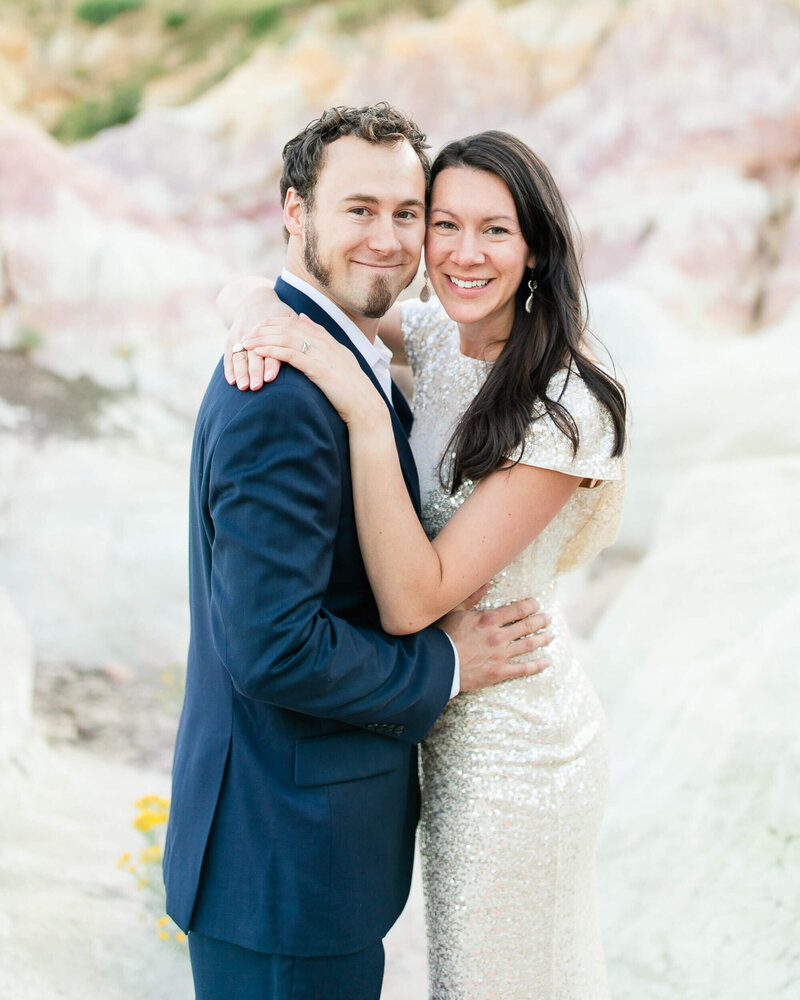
[280,269,392,373]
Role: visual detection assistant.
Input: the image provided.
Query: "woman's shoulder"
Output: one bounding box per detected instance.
[543,357,616,425]
[521,361,623,481]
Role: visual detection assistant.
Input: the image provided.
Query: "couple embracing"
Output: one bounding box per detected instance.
[164,102,626,1000]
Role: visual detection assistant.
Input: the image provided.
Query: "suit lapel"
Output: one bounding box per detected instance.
[391,382,414,436]
[275,277,422,511]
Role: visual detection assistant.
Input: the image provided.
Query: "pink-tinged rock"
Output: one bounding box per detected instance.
[0,113,234,396]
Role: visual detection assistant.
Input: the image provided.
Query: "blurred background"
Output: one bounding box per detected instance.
[1,0,798,997]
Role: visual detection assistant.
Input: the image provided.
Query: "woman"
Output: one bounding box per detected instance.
[226,131,626,999]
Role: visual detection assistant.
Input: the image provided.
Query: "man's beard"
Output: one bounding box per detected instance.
[303,221,395,319]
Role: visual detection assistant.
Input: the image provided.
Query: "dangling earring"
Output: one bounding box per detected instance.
[524,272,538,314]
[420,269,431,303]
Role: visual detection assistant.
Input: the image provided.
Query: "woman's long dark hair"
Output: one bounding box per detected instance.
[430,131,627,492]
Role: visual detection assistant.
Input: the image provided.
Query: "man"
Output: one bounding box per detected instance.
[164,104,550,1000]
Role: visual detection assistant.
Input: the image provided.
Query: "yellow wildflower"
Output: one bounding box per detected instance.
[159,931,169,941]
[133,808,168,832]
[139,845,162,864]
[116,852,131,868]
[134,795,170,810]
[128,864,137,873]
[175,931,187,943]
[156,916,170,927]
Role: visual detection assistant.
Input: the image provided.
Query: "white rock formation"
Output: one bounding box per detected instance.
[0,433,191,673]
[587,281,800,550]
[0,742,192,1000]
[593,457,800,998]
[0,588,34,759]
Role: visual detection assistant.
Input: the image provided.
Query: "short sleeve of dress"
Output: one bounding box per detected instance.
[401,298,450,377]
[516,368,622,483]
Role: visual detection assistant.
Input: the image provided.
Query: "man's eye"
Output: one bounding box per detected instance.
[396,210,418,221]
[350,207,370,216]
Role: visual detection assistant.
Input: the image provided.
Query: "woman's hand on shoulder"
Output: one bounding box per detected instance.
[221,281,294,390]
[243,315,386,428]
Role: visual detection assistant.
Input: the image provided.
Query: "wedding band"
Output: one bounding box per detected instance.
[301,341,311,354]
[231,342,246,355]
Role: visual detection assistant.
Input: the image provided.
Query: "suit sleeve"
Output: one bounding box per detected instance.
[207,379,454,744]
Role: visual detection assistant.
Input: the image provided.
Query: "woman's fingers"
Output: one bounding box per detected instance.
[231,347,251,389]
[223,336,239,384]
[246,348,267,390]
[243,322,339,371]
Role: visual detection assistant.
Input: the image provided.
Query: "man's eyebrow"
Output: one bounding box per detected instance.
[343,194,425,209]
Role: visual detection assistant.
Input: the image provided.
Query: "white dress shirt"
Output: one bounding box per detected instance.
[280,269,460,698]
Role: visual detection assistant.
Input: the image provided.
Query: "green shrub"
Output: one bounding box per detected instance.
[76,0,144,26]
[163,9,188,28]
[53,83,141,143]
[15,326,44,354]
[247,4,284,38]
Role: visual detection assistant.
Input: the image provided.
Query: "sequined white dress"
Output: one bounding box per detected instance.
[402,300,625,1000]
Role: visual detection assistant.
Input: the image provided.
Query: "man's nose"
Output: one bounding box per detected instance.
[367,216,403,255]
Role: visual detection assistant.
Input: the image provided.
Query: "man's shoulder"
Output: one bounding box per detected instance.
[196,358,341,443]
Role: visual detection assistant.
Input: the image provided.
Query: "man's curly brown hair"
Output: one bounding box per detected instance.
[279,102,431,216]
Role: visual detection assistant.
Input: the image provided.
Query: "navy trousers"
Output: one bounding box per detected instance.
[188,932,385,1000]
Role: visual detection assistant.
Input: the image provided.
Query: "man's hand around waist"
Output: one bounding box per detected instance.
[439,597,552,693]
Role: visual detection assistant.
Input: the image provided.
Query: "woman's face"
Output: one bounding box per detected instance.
[424,166,535,335]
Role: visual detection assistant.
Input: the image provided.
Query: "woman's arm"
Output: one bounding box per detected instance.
[217,276,274,327]
[349,419,580,633]
[245,316,580,635]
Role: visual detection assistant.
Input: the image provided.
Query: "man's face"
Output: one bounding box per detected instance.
[286,135,427,323]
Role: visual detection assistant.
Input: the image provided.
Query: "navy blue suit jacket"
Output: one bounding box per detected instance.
[163,278,454,957]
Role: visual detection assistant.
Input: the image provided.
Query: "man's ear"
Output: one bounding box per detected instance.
[283,188,304,237]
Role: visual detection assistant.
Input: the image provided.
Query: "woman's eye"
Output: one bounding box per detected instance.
[433,220,457,230]
[486,226,509,236]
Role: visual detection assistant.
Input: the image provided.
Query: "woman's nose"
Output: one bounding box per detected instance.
[450,231,485,267]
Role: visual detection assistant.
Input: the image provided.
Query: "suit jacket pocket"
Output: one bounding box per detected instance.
[294,730,405,787]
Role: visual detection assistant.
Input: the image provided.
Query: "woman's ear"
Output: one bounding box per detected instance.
[527,252,537,270]
[283,188,304,237]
